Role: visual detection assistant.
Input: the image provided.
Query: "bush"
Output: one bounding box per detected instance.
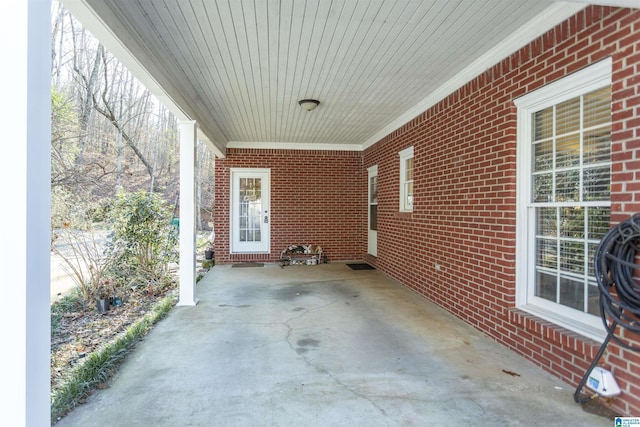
[52,227,113,304]
[106,191,178,294]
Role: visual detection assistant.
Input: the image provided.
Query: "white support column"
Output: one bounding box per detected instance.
[0,0,51,425]
[177,120,198,306]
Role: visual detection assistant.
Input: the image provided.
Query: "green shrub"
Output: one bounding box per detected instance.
[106,191,178,294]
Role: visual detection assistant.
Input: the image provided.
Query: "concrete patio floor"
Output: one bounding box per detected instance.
[56,262,612,426]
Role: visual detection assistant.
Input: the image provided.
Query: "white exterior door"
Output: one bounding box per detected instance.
[368,165,378,257]
[231,169,270,253]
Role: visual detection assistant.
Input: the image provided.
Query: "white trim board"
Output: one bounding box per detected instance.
[226,141,362,152]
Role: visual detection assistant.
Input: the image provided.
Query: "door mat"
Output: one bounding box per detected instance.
[232,263,264,268]
[346,263,375,270]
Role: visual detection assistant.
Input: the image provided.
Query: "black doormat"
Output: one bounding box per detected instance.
[232,263,264,268]
[346,263,375,270]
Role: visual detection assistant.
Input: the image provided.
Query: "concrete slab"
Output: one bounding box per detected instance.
[56,263,612,426]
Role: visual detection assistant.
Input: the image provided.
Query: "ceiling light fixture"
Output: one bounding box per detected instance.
[298,99,320,111]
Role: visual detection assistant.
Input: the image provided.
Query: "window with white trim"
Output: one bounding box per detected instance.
[515,59,612,341]
[399,146,414,212]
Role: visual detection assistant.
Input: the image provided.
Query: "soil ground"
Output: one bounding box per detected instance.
[49,244,182,394]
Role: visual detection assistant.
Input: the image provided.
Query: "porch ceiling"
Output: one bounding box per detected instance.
[60,1,635,156]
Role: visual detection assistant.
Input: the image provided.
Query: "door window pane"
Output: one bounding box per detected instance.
[370,205,377,231]
[370,176,378,204]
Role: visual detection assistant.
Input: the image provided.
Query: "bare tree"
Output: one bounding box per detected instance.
[51,0,216,223]
[91,48,159,190]
[70,22,102,167]
[51,3,66,87]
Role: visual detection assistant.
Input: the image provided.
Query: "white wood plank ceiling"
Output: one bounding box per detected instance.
[62,0,610,154]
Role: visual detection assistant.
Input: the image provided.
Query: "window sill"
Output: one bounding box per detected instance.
[509,306,605,347]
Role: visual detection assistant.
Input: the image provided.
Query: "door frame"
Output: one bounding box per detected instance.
[229,168,271,254]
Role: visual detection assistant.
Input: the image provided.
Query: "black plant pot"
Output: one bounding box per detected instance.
[96,298,110,313]
[205,249,214,260]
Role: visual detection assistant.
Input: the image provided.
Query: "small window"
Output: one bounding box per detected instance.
[399,146,414,212]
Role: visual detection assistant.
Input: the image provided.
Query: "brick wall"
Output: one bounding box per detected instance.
[214,148,365,263]
[364,6,640,416]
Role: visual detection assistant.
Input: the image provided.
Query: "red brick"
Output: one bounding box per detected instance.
[215,149,365,263]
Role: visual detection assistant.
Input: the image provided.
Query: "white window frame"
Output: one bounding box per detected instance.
[514,58,612,342]
[399,146,414,212]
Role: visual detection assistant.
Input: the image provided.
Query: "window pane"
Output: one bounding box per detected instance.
[556,170,580,202]
[556,134,580,168]
[399,148,414,212]
[587,282,600,316]
[536,238,557,269]
[537,207,557,236]
[584,127,610,165]
[587,242,599,277]
[587,207,610,240]
[560,240,584,274]
[536,271,557,302]
[533,140,553,171]
[405,157,414,181]
[584,87,611,128]
[583,166,610,201]
[560,207,584,238]
[556,98,580,135]
[559,276,584,311]
[533,173,553,202]
[533,107,553,141]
